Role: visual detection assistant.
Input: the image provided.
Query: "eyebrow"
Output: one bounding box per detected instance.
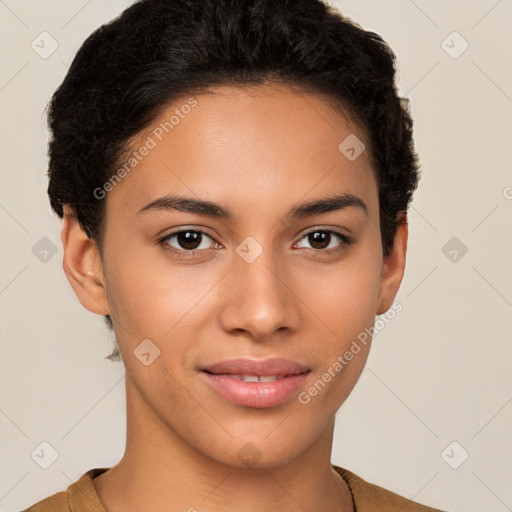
[138,192,368,220]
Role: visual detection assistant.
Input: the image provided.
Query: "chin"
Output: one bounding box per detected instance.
[196,426,317,470]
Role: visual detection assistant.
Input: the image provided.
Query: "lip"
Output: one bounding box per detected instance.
[200,357,311,408]
[201,357,310,377]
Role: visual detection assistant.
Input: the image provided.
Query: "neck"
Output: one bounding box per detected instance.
[93,375,354,512]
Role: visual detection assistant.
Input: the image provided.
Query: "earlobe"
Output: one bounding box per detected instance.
[376,212,408,316]
[61,206,110,316]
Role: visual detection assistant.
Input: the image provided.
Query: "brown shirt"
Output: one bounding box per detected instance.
[22,465,447,511]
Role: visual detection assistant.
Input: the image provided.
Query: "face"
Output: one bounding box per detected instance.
[64,83,406,469]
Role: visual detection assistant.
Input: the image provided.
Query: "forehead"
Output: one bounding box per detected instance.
[106,83,377,219]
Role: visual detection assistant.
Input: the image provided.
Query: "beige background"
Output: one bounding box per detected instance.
[1,1,511,511]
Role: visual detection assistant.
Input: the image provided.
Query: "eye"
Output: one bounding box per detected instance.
[294,229,352,254]
[160,229,217,258]
[159,227,353,259]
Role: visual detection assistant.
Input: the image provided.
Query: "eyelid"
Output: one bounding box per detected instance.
[294,227,352,250]
[159,226,354,258]
[160,228,217,249]
[160,226,349,242]
[297,225,352,239]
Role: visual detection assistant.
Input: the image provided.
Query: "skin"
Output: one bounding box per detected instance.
[61,83,408,512]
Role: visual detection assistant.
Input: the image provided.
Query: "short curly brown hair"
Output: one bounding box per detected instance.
[46,0,421,361]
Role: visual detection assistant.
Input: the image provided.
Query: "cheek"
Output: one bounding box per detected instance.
[104,227,382,361]
[297,270,377,414]
[295,244,381,395]
[104,244,219,348]
[298,248,382,340]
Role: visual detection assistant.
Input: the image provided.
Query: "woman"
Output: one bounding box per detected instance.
[24,0,448,510]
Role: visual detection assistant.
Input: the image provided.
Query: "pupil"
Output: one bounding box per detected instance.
[178,231,201,250]
[309,231,329,249]
[175,231,331,251]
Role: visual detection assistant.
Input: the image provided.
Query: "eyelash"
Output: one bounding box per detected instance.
[158,228,353,259]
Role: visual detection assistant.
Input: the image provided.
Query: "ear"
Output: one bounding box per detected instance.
[376,212,408,315]
[61,205,110,316]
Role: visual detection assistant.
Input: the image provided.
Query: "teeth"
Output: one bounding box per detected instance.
[242,375,260,382]
[226,374,282,382]
[258,375,278,382]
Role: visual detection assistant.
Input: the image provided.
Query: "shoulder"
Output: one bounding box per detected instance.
[21,468,110,512]
[21,489,69,512]
[333,465,448,512]
[21,490,69,512]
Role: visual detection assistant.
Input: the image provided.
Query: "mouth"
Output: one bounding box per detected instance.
[199,357,311,408]
[202,370,304,382]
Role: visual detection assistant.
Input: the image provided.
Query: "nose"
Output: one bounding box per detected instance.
[217,246,301,341]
